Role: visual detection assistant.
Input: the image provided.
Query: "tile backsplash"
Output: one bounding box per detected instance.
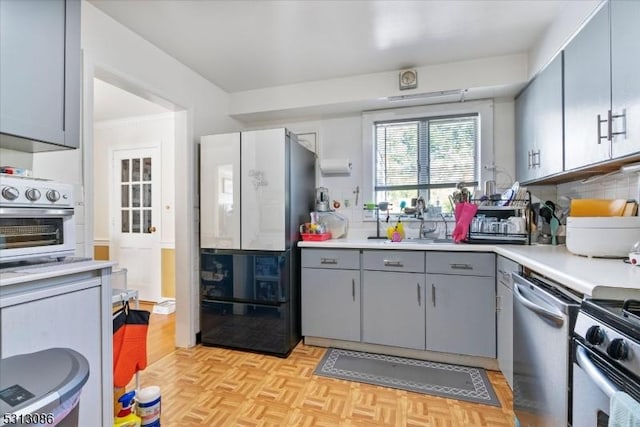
[556,174,640,202]
[528,173,639,208]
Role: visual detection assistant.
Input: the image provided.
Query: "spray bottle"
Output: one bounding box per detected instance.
[114,391,142,427]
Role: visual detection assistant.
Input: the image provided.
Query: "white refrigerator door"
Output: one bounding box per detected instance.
[241,128,286,250]
[200,132,241,249]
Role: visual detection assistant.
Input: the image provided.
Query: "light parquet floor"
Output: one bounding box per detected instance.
[137,341,515,427]
[138,301,176,365]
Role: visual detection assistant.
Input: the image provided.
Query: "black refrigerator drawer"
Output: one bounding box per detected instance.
[200,250,291,303]
[201,300,297,356]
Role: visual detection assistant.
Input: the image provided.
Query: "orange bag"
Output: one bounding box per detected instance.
[113,302,150,388]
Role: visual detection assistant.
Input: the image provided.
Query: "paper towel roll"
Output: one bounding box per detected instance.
[320,158,352,175]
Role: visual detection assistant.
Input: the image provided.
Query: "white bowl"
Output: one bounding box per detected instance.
[566,216,640,258]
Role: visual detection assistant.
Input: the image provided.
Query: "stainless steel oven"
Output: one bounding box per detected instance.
[572,299,640,427]
[0,175,75,263]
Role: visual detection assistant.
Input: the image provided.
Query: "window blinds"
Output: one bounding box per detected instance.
[374,115,478,192]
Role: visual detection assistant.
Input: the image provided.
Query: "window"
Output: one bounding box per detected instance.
[374,114,478,214]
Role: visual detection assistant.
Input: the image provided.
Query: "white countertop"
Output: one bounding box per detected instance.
[299,239,640,299]
[0,259,116,287]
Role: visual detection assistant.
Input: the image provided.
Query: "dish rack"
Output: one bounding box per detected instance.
[465,191,532,245]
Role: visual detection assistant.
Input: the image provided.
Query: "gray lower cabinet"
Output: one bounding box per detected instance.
[362,271,426,350]
[0,0,80,150]
[496,256,519,390]
[301,249,360,341]
[361,250,426,350]
[426,252,496,358]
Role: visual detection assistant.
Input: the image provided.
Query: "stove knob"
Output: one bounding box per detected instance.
[46,189,61,202]
[25,188,41,201]
[585,325,605,345]
[607,338,629,361]
[1,186,19,201]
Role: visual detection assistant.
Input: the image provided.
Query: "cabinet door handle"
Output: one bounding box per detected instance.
[496,295,502,312]
[320,258,338,265]
[527,150,532,169]
[383,260,403,267]
[597,114,609,144]
[352,279,356,302]
[431,284,436,306]
[417,283,421,306]
[532,149,541,168]
[610,109,627,139]
[450,263,473,270]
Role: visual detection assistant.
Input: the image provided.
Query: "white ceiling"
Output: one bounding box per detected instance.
[88,0,570,94]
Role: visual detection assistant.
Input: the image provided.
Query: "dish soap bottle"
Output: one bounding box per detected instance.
[114,391,142,427]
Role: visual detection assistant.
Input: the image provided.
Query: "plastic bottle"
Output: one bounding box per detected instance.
[114,391,142,427]
[137,386,161,427]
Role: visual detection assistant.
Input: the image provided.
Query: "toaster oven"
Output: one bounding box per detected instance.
[0,175,75,263]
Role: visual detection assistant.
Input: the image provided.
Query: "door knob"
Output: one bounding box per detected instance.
[148,226,157,233]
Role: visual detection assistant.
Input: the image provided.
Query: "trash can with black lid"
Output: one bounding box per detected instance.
[0,348,90,427]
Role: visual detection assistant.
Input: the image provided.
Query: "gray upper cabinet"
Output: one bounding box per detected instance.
[564,4,610,170]
[564,1,640,170]
[515,53,564,183]
[0,0,80,151]
[610,0,640,159]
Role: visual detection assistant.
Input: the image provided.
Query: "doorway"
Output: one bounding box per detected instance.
[92,77,176,306]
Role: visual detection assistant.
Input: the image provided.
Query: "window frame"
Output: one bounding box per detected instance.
[362,100,495,219]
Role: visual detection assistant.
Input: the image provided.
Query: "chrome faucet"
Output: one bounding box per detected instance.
[416,196,426,218]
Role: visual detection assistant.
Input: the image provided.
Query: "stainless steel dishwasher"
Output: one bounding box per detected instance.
[512,272,581,427]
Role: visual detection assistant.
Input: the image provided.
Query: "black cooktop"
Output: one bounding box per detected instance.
[581,298,640,341]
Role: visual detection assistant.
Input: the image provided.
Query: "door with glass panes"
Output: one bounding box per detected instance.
[112,148,161,302]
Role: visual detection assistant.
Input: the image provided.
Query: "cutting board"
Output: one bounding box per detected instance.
[570,199,628,217]
[623,201,638,216]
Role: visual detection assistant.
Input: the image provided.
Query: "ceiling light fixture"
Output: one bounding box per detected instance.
[387,89,468,103]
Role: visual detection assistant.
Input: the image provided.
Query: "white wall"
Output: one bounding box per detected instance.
[250,98,515,236]
[79,0,240,348]
[0,148,33,169]
[230,54,528,121]
[528,0,601,78]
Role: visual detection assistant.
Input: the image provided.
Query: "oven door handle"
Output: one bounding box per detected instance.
[0,208,74,217]
[576,345,620,398]
[513,283,565,326]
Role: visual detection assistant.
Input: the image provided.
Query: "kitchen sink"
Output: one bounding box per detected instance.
[384,238,454,245]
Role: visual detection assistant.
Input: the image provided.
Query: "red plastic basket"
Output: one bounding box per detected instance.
[301,232,332,241]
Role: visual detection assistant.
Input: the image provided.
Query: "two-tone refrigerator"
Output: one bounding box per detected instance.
[199,128,315,356]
